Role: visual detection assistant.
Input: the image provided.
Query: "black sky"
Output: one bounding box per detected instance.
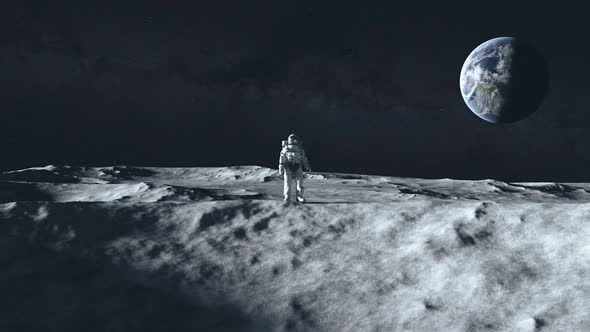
[1,0,589,181]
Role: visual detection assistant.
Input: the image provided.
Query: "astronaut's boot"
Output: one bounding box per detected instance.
[296,187,305,203]
[296,177,305,203]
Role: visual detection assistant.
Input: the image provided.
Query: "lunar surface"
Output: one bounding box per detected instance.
[460,37,548,123]
[1,165,589,331]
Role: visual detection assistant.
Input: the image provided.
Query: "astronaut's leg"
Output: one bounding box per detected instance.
[296,168,305,202]
[283,170,292,202]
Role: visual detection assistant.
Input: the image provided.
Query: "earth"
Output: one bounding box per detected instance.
[460,37,549,123]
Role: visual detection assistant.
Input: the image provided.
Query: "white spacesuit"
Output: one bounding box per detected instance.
[279,134,311,203]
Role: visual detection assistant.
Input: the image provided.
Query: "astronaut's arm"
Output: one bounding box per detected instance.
[301,150,311,172]
[278,153,285,174]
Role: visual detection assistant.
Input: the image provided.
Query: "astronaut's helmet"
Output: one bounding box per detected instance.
[287,134,299,145]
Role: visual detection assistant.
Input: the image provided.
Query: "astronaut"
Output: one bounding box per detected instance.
[279,134,311,203]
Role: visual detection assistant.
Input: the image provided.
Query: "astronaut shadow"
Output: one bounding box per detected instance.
[303,201,355,205]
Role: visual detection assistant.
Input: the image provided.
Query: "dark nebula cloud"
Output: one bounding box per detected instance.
[1,0,590,181]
